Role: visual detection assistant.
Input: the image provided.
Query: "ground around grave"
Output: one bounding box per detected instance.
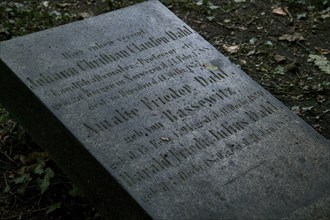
[0,0,329,219]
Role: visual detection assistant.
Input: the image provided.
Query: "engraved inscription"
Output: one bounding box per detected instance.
[162,87,235,123]
[84,108,139,134]
[27,67,79,89]
[21,22,303,206]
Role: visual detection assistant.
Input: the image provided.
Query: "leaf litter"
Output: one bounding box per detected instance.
[271,6,287,16]
[308,54,330,74]
[279,33,304,42]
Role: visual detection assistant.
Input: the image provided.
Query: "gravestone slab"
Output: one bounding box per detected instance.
[0,1,329,219]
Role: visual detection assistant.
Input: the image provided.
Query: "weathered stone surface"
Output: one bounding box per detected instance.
[0,1,329,219]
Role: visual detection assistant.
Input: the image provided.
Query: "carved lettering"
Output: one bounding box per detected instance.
[84,108,139,134]
[141,84,192,110]
[20,22,306,208]
[162,87,236,122]
[26,67,79,89]
[194,70,229,87]
[165,26,194,40]
[76,49,130,71]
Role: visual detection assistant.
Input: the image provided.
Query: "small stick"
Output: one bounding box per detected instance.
[284,7,293,24]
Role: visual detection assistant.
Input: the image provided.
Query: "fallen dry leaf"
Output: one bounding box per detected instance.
[297,12,307,20]
[239,59,247,65]
[308,54,330,75]
[161,137,170,141]
[223,44,239,54]
[315,47,330,55]
[17,164,38,175]
[317,95,326,104]
[271,6,287,16]
[247,50,256,56]
[57,3,71,8]
[279,33,304,42]
[42,1,49,8]
[291,106,301,115]
[320,13,330,19]
[284,63,298,72]
[320,8,330,19]
[20,152,49,164]
[78,12,93,19]
[203,64,218,71]
[274,55,286,63]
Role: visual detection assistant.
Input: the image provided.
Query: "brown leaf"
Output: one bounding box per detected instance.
[315,47,330,55]
[320,8,330,19]
[317,95,326,104]
[78,12,93,19]
[21,152,48,164]
[313,124,322,132]
[8,172,15,179]
[271,6,287,16]
[17,164,38,175]
[279,33,304,42]
[247,50,256,56]
[0,24,6,34]
[57,3,71,8]
[203,64,218,71]
[161,137,170,141]
[239,59,247,65]
[284,62,298,72]
[274,55,286,62]
[42,1,49,8]
[222,44,239,54]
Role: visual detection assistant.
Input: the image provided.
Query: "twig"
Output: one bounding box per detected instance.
[37,194,43,210]
[3,173,8,188]
[295,41,310,52]
[0,207,48,220]
[0,159,8,165]
[216,22,234,30]
[0,150,16,164]
[315,109,330,120]
[218,6,239,13]
[246,17,257,25]
[271,91,303,95]
[274,17,288,27]
[284,7,293,24]
[0,215,22,220]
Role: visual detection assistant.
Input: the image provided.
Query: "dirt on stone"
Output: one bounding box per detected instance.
[0,0,329,219]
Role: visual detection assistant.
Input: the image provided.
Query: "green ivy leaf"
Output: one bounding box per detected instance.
[308,54,330,75]
[0,109,10,125]
[68,185,84,197]
[206,16,215,21]
[17,184,27,195]
[34,163,44,175]
[46,202,61,214]
[3,185,11,193]
[13,173,32,184]
[39,167,54,194]
[34,158,45,175]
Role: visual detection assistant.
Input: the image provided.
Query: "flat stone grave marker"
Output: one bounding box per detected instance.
[0,1,329,219]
